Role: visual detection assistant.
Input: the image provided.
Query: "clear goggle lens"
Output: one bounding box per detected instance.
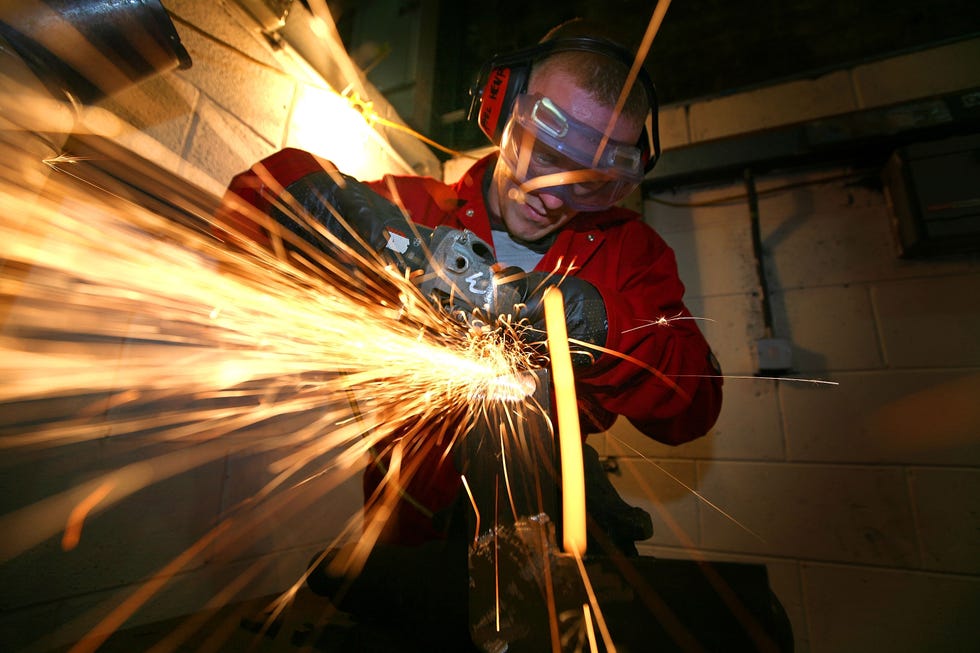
[498,94,643,210]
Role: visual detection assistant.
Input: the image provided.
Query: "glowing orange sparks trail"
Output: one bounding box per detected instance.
[61,480,116,551]
[583,603,599,653]
[543,287,586,555]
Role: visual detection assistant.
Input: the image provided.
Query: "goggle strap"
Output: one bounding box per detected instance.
[518,169,614,195]
[514,121,537,182]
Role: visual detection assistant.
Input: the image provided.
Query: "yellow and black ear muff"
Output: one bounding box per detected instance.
[467,36,662,174]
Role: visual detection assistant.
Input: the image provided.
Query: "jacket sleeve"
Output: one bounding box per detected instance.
[575,221,722,445]
[213,148,332,251]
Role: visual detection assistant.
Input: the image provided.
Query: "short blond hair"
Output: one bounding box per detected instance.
[530,19,650,125]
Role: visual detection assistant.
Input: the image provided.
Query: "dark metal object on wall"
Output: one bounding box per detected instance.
[883,132,980,258]
[0,0,192,104]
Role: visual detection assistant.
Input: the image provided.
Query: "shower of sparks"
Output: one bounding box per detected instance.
[0,131,552,651]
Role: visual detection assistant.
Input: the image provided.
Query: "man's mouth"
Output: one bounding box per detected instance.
[506,178,561,226]
[520,200,552,225]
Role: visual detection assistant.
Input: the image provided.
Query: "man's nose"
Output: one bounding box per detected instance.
[536,191,564,211]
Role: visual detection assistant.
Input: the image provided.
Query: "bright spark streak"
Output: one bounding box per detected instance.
[0,172,528,409]
[61,480,115,551]
[461,474,481,544]
[583,603,599,653]
[544,287,587,555]
[621,312,716,333]
[571,548,617,653]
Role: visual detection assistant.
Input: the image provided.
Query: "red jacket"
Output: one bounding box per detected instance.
[218,148,722,544]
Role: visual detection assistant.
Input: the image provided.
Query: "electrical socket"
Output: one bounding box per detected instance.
[756,338,793,374]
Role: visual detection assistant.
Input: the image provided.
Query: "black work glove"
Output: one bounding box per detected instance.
[270,169,431,271]
[502,271,608,368]
[582,444,653,556]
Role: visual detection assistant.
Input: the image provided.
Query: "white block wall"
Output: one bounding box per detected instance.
[598,36,980,653]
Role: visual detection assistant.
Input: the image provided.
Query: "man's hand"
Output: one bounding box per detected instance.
[271,169,426,269]
[497,271,608,367]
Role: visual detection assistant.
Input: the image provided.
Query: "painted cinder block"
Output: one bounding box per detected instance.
[0,544,326,653]
[101,74,200,157]
[657,103,690,151]
[852,37,980,110]
[771,284,884,372]
[607,376,785,464]
[709,378,786,460]
[164,0,284,71]
[782,369,980,466]
[217,443,363,562]
[443,146,495,183]
[184,98,279,189]
[606,456,699,548]
[687,292,765,376]
[872,274,980,369]
[909,467,980,575]
[697,461,918,566]
[168,23,294,149]
[761,199,897,290]
[0,438,109,610]
[646,181,748,236]
[287,83,397,181]
[606,335,787,460]
[755,169,885,216]
[757,173,973,289]
[609,375,786,462]
[0,599,63,653]
[688,71,857,143]
[803,561,980,652]
[0,445,226,609]
[656,220,759,299]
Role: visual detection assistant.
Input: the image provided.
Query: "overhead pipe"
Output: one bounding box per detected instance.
[0,0,191,105]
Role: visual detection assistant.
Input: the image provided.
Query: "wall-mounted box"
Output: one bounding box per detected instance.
[883,133,980,258]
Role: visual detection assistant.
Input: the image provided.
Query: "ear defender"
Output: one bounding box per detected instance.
[468,36,661,173]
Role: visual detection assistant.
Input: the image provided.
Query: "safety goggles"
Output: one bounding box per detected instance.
[498,93,644,210]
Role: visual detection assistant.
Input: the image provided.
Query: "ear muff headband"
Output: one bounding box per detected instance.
[468,36,661,173]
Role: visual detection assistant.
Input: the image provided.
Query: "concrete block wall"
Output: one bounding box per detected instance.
[658,36,980,149]
[595,36,980,653]
[72,0,438,197]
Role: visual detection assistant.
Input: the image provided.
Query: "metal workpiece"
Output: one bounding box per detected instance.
[455,368,558,536]
[0,0,191,104]
[416,227,495,310]
[415,226,524,318]
[457,367,578,652]
[468,516,591,653]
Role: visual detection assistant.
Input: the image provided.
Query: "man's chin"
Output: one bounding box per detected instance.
[506,216,550,243]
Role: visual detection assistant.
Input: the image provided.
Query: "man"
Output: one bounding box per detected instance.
[218,16,721,631]
[359,19,722,547]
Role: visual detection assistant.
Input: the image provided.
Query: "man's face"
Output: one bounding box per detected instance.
[487,69,643,244]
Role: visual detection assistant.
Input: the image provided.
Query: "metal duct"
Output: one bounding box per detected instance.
[0,0,192,104]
